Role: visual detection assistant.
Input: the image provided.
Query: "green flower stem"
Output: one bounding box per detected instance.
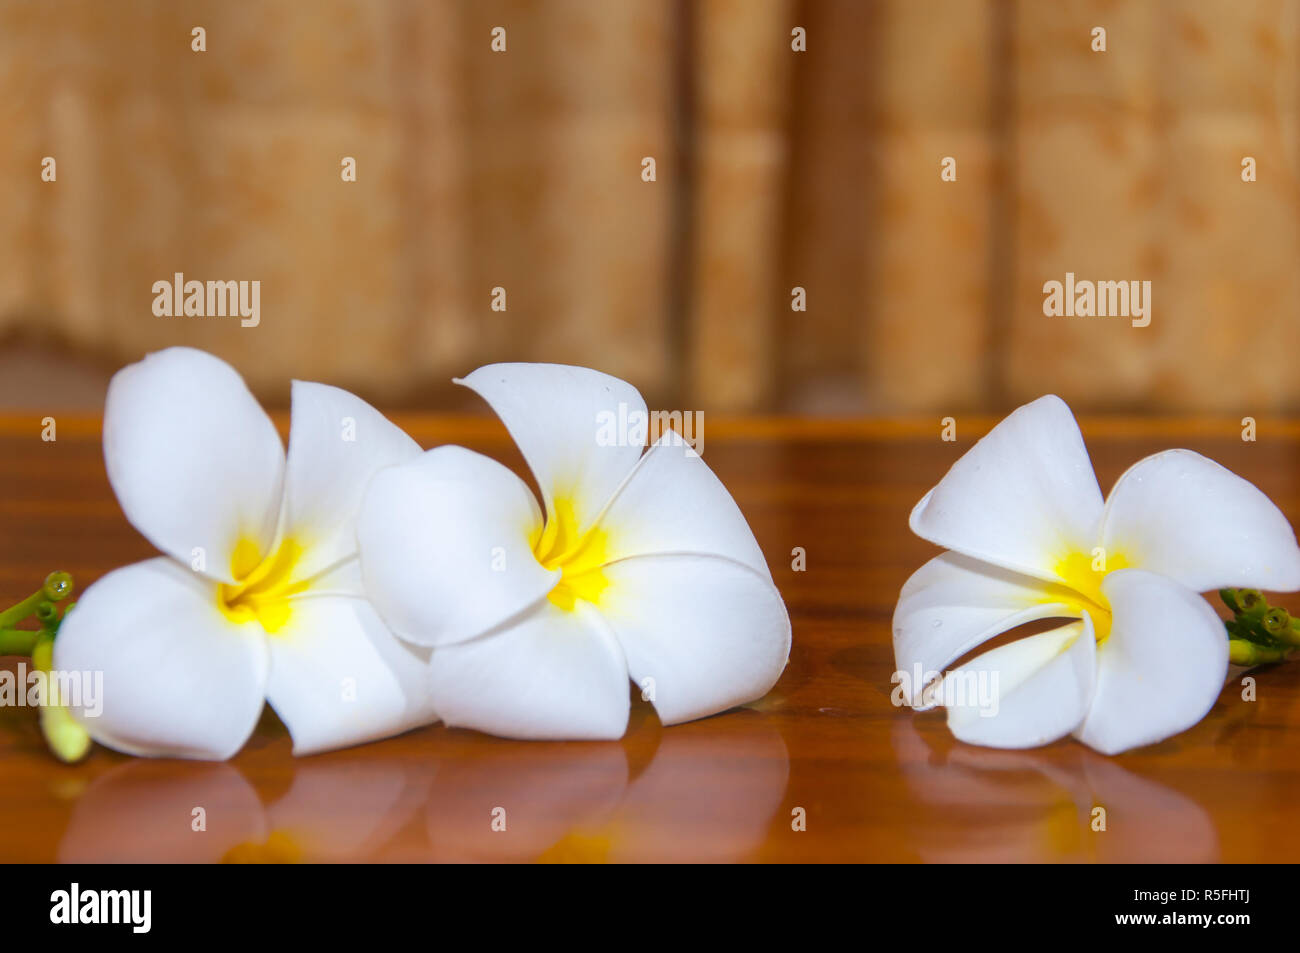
[0,627,40,655]
[0,572,74,632]
[0,573,88,764]
[0,591,48,630]
[1229,639,1291,666]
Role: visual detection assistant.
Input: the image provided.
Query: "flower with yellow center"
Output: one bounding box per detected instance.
[53,347,439,760]
[893,395,1300,754]
[357,363,792,740]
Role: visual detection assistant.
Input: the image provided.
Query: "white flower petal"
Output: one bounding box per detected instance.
[1075,569,1228,755]
[300,555,365,598]
[598,554,790,725]
[103,347,284,584]
[943,617,1096,749]
[456,363,647,533]
[264,595,439,756]
[893,552,1075,708]
[1099,449,1300,593]
[52,558,268,760]
[357,446,557,646]
[909,395,1104,582]
[281,381,422,582]
[428,601,630,740]
[595,429,772,579]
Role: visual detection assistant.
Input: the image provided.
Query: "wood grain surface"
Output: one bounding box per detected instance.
[2,413,1298,863]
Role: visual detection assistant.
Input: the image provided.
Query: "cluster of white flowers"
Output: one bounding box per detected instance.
[53,355,1291,761]
[55,348,791,759]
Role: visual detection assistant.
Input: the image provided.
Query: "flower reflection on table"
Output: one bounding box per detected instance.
[891,720,1218,863]
[57,711,789,863]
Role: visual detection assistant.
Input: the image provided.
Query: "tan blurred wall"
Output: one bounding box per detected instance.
[1,0,1299,414]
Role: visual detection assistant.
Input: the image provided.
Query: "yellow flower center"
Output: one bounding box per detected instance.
[1044,548,1131,642]
[219,537,308,634]
[532,497,610,612]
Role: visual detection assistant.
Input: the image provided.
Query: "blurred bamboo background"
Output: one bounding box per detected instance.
[1,0,1299,414]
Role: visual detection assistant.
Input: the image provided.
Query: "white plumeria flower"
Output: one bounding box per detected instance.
[893,395,1300,754]
[356,363,791,740]
[54,347,439,759]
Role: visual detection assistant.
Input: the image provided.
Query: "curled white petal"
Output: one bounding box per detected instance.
[300,556,366,599]
[103,347,284,584]
[427,600,630,740]
[357,446,557,646]
[264,594,439,756]
[596,429,772,580]
[893,552,1075,708]
[943,617,1096,749]
[909,395,1104,583]
[456,362,646,534]
[1100,449,1300,593]
[598,554,790,725]
[52,558,268,760]
[281,380,422,582]
[1075,569,1228,755]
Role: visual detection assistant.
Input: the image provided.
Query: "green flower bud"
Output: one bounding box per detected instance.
[1229,639,1255,665]
[1220,588,1244,614]
[1264,607,1291,636]
[40,704,90,763]
[31,632,53,672]
[42,571,73,602]
[1238,589,1266,614]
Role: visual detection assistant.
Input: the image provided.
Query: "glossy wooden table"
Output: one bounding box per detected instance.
[2,413,1299,863]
